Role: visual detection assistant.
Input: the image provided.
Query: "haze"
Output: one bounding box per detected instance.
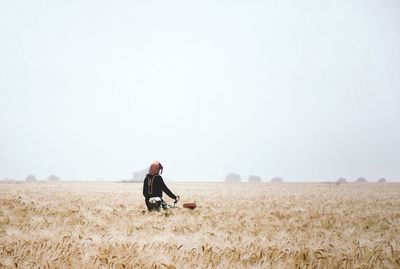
[1,1,399,181]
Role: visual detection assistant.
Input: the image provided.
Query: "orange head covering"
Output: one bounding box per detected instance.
[148,161,163,175]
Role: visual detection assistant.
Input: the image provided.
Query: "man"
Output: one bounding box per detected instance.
[142,161,179,210]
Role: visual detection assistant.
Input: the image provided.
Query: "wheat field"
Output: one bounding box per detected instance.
[0,182,399,268]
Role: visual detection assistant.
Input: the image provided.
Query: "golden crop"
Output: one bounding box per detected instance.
[0,182,399,268]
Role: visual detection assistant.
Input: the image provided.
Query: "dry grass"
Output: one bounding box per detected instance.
[1,182,400,268]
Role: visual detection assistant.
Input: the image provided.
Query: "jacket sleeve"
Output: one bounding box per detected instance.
[160,177,177,199]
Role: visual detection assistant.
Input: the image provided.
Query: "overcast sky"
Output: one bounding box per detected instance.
[1,0,399,181]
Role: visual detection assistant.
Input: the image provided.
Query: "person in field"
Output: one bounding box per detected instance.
[143,161,179,211]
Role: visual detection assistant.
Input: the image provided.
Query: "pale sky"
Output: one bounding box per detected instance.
[1,0,399,181]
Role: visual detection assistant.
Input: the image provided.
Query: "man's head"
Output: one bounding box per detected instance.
[149,161,163,175]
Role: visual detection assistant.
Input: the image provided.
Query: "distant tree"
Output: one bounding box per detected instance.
[378,178,387,183]
[356,177,368,183]
[132,169,148,182]
[248,175,261,183]
[337,178,347,184]
[48,175,60,181]
[26,175,37,182]
[271,177,283,183]
[225,173,241,182]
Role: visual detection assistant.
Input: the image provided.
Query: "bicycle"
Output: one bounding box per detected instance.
[149,196,180,210]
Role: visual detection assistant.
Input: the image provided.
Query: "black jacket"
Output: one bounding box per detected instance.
[143,174,176,200]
